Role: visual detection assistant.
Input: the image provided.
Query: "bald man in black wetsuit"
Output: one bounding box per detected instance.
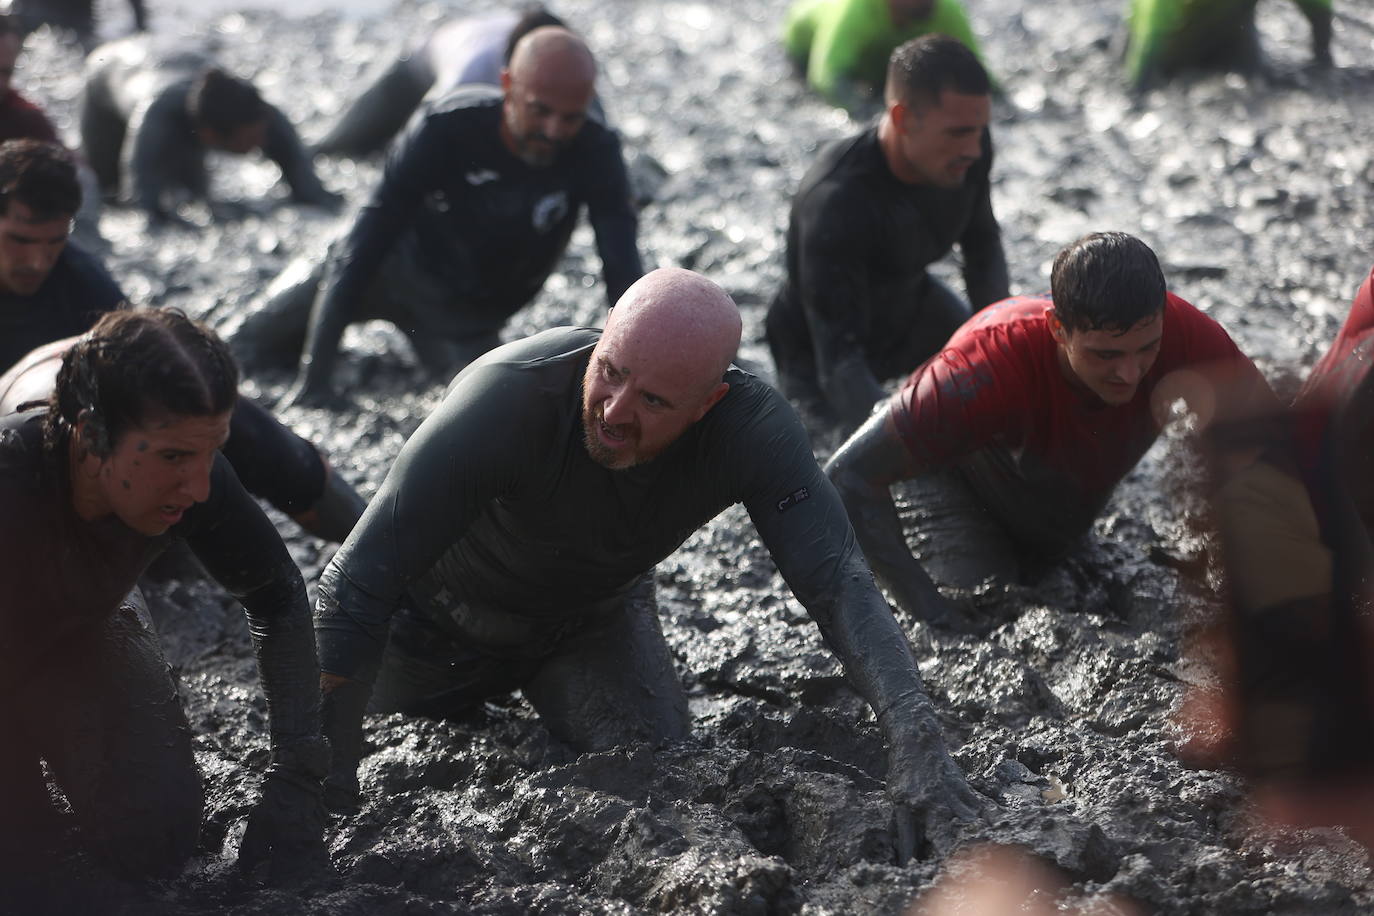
[316,267,982,861]
[766,34,1008,430]
[230,26,642,407]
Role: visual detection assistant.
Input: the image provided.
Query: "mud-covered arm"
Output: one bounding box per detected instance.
[292,112,448,402]
[127,88,205,220]
[958,137,1009,312]
[259,103,339,208]
[584,129,643,306]
[796,183,888,426]
[184,455,322,755]
[743,399,979,856]
[824,407,951,625]
[314,360,543,684]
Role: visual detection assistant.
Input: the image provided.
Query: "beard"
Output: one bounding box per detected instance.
[581,400,640,469]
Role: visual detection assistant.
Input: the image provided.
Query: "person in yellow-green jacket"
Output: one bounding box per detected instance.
[1125,0,1333,89]
[784,0,985,108]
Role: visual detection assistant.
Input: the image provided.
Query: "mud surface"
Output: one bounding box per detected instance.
[13,0,1374,912]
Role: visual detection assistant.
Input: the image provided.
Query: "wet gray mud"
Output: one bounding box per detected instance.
[13,0,1374,912]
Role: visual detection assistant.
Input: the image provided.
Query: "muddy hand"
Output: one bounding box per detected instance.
[237,764,332,884]
[888,741,983,864]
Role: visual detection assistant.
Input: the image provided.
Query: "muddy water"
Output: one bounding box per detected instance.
[15,0,1374,913]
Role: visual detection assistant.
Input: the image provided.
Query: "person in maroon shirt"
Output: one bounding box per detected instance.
[1167,264,1374,843]
[825,231,1277,624]
[0,15,57,145]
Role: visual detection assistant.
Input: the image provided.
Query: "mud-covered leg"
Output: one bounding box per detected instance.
[313,53,433,158]
[36,590,203,879]
[523,575,691,751]
[227,257,326,371]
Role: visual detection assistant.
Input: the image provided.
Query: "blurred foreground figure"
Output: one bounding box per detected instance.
[231,26,641,408]
[1125,0,1333,89]
[79,35,341,224]
[315,4,572,159]
[767,34,1007,431]
[9,0,146,51]
[0,310,329,892]
[910,845,1141,915]
[1179,262,1374,849]
[0,139,364,542]
[783,0,985,109]
[316,268,982,861]
[825,232,1277,626]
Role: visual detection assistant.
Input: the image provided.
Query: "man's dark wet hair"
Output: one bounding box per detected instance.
[1050,232,1168,334]
[504,5,569,64]
[0,139,81,221]
[46,309,239,459]
[186,68,266,136]
[886,34,990,110]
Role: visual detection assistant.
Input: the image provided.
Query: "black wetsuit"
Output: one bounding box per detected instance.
[234,86,642,394]
[0,409,320,877]
[0,244,123,372]
[317,327,934,776]
[765,124,1008,428]
[0,246,328,519]
[78,37,335,220]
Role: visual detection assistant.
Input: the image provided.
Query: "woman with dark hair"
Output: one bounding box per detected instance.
[0,309,329,885]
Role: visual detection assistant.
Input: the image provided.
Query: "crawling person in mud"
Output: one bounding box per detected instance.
[314,4,582,159]
[0,310,330,893]
[0,139,365,542]
[825,232,1278,627]
[1176,259,1374,847]
[315,267,983,861]
[78,35,342,225]
[766,34,1009,432]
[1124,0,1333,89]
[782,0,989,110]
[228,26,642,408]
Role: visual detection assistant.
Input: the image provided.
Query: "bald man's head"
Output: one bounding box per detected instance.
[500,26,597,167]
[582,268,742,469]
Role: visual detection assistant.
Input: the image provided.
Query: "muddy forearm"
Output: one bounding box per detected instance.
[817,349,888,430]
[827,453,945,620]
[246,574,326,753]
[813,556,946,752]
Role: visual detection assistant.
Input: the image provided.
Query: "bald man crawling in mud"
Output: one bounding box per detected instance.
[315,267,981,860]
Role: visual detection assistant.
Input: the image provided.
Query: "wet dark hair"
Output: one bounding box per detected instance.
[504,6,568,64]
[1050,232,1168,334]
[0,139,81,221]
[46,309,239,458]
[186,68,266,136]
[886,33,990,109]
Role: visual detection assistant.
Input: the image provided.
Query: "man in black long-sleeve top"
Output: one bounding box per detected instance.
[231,26,643,407]
[766,34,1008,430]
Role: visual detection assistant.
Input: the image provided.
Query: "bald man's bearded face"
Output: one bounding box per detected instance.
[501,72,593,168]
[581,347,724,470]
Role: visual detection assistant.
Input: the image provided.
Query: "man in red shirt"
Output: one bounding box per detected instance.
[825,231,1276,623]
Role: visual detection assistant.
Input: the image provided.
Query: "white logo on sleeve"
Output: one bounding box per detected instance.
[465,169,501,186]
